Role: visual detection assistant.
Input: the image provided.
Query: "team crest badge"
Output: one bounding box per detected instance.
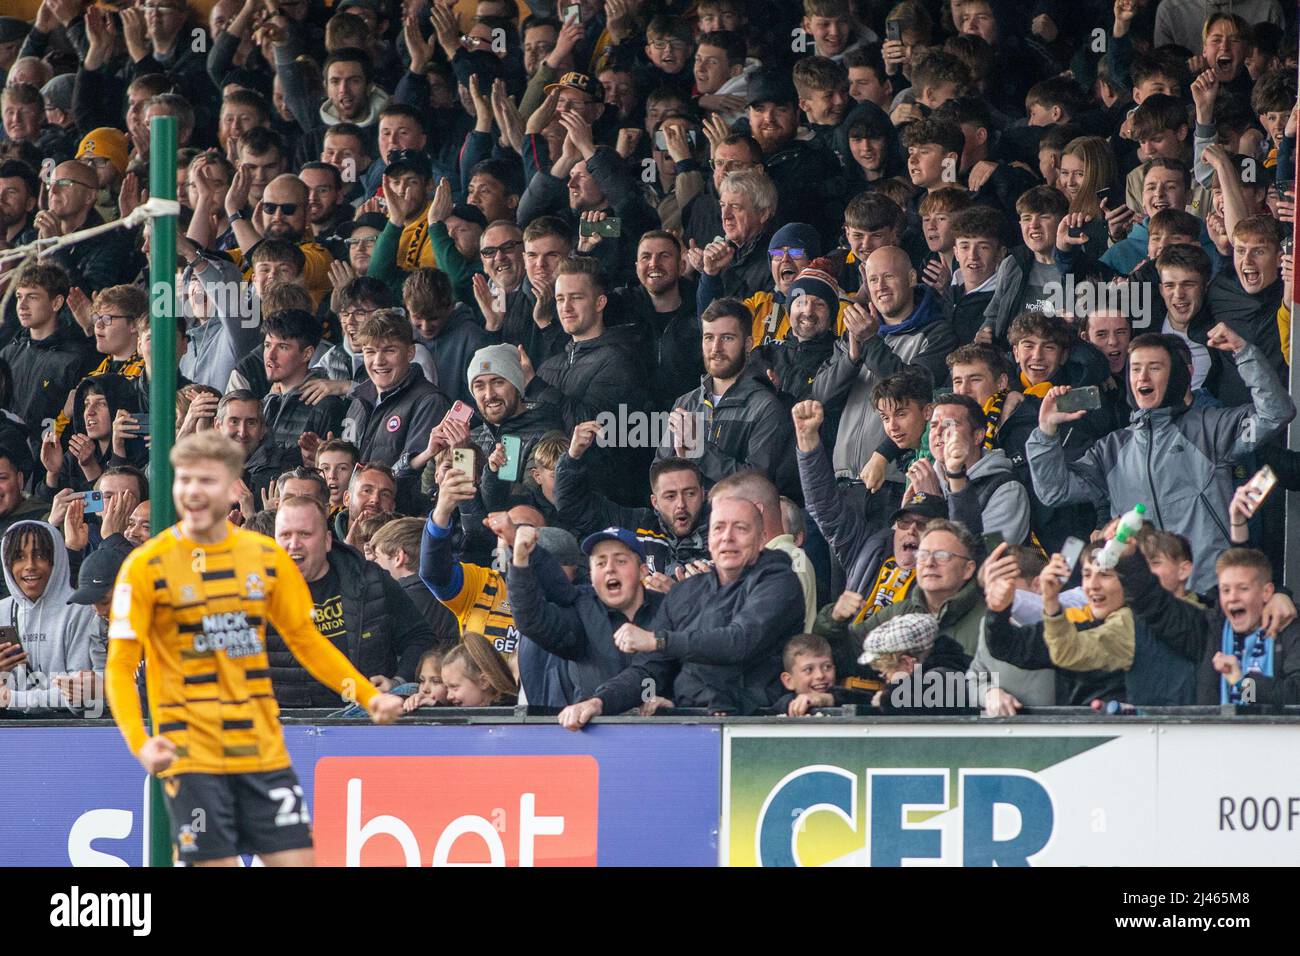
[245,573,265,600]
[386,415,402,432]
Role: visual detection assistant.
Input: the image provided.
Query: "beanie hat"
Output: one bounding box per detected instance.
[467,343,526,397]
[787,258,843,317]
[768,222,822,260]
[41,74,75,114]
[76,128,129,177]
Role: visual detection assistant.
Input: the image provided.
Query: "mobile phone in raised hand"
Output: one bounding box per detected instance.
[1059,536,1085,580]
[1056,386,1102,414]
[451,447,475,479]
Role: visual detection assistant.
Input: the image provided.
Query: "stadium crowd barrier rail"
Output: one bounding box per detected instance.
[3,708,1298,866]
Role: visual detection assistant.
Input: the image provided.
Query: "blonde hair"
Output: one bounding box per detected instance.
[442,632,518,702]
[1061,136,1118,218]
[170,431,245,476]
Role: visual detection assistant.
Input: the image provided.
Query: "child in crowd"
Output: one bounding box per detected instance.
[442,632,519,706]
[403,647,448,712]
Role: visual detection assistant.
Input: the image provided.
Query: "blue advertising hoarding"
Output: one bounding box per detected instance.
[0,724,720,867]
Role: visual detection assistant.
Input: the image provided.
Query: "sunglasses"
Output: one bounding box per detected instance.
[262,202,298,215]
[480,239,523,258]
[768,247,806,260]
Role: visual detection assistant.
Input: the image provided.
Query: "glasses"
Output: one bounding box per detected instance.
[650,40,688,51]
[480,240,523,258]
[892,518,926,532]
[142,3,185,12]
[344,236,377,248]
[768,247,805,260]
[50,178,94,191]
[339,307,379,322]
[915,549,971,565]
[92,314,132,328]
[261,202,298,215]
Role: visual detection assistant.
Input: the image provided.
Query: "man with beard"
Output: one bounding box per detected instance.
[557,496,806,723]
[336,462,396,544]
[747,262,842,406]
[274,45,391,158]
[0,159,37,252]
[608,231,702,411]
[555,422,711,577]
[462,344,564,505]
[34,160,139,295]
[298,162,350,257]
[225,172,333,307]
[658,297,799,500]
[742,69,846,243]
[525,257,650,505]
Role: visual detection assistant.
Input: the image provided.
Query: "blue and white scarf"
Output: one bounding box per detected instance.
[1220,620,1274,704]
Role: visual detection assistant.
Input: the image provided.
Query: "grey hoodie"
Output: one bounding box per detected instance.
[936,449,1031,546]
[0,521,99,712]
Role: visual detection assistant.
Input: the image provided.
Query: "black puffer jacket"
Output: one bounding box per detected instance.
[591,548,806,715]
[265,543,437,707]
[657,372,801,501]
[262,368,348,452]
[472,399,566,513]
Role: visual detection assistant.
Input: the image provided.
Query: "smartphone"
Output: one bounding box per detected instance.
[564,3,581,23]
[1056,385,1102,414]
[653,129,699,151]
[579,217,621,238]
[1243,465,1278,507]
[81,490,105,515]
[1277,180,1295,202]
[1095,186,1111,205]
[885,18,902,41]
[1068,224,1085,238]
[1283,235,1294,256]
[1060,536,1085,577]
[0,626,19,646]
[981,531,1005,554]
[498,434,524,483]
[447,400,474,426]
[451,447,475,479]
[130,413,150,431]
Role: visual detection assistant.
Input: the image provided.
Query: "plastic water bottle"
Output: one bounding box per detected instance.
[1095,503,1147,570]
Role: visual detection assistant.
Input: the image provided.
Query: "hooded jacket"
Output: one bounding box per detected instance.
[1026,340,1295,593]
[936,448,1031,546]
[589,548,806,714]
[42,374,144,496]
[658,371,801,501]
[811,287,956,476]
[0,521,97,712]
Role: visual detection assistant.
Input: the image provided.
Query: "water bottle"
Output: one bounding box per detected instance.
[1095,503,1147,570]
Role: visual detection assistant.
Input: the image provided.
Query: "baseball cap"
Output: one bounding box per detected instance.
[68,547,127,606]
[338,212,388,237]
[858,613,938,665]
[747,69,797,108]
[580,527,646,561]
[887,491,948,527]
[383,148,433,180]
[544,71,604,102]
[448,203,487,229]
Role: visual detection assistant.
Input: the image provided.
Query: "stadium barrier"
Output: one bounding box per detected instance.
[3,710,1299,866]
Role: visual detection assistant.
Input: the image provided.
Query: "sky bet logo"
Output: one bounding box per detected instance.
[754,767,1054,866]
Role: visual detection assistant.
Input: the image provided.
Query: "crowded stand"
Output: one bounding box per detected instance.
[0,0,1296,725]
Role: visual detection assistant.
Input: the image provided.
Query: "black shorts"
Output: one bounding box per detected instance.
[162,767,313,863]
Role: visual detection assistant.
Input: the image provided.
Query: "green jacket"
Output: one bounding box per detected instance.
[815,577,984,679]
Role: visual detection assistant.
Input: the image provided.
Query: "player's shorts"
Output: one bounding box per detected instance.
[162,767,313,863]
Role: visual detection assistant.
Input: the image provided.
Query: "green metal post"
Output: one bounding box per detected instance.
[147,115,178,868]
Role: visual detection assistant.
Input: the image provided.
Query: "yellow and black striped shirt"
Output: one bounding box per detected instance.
[107,522,377,776]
